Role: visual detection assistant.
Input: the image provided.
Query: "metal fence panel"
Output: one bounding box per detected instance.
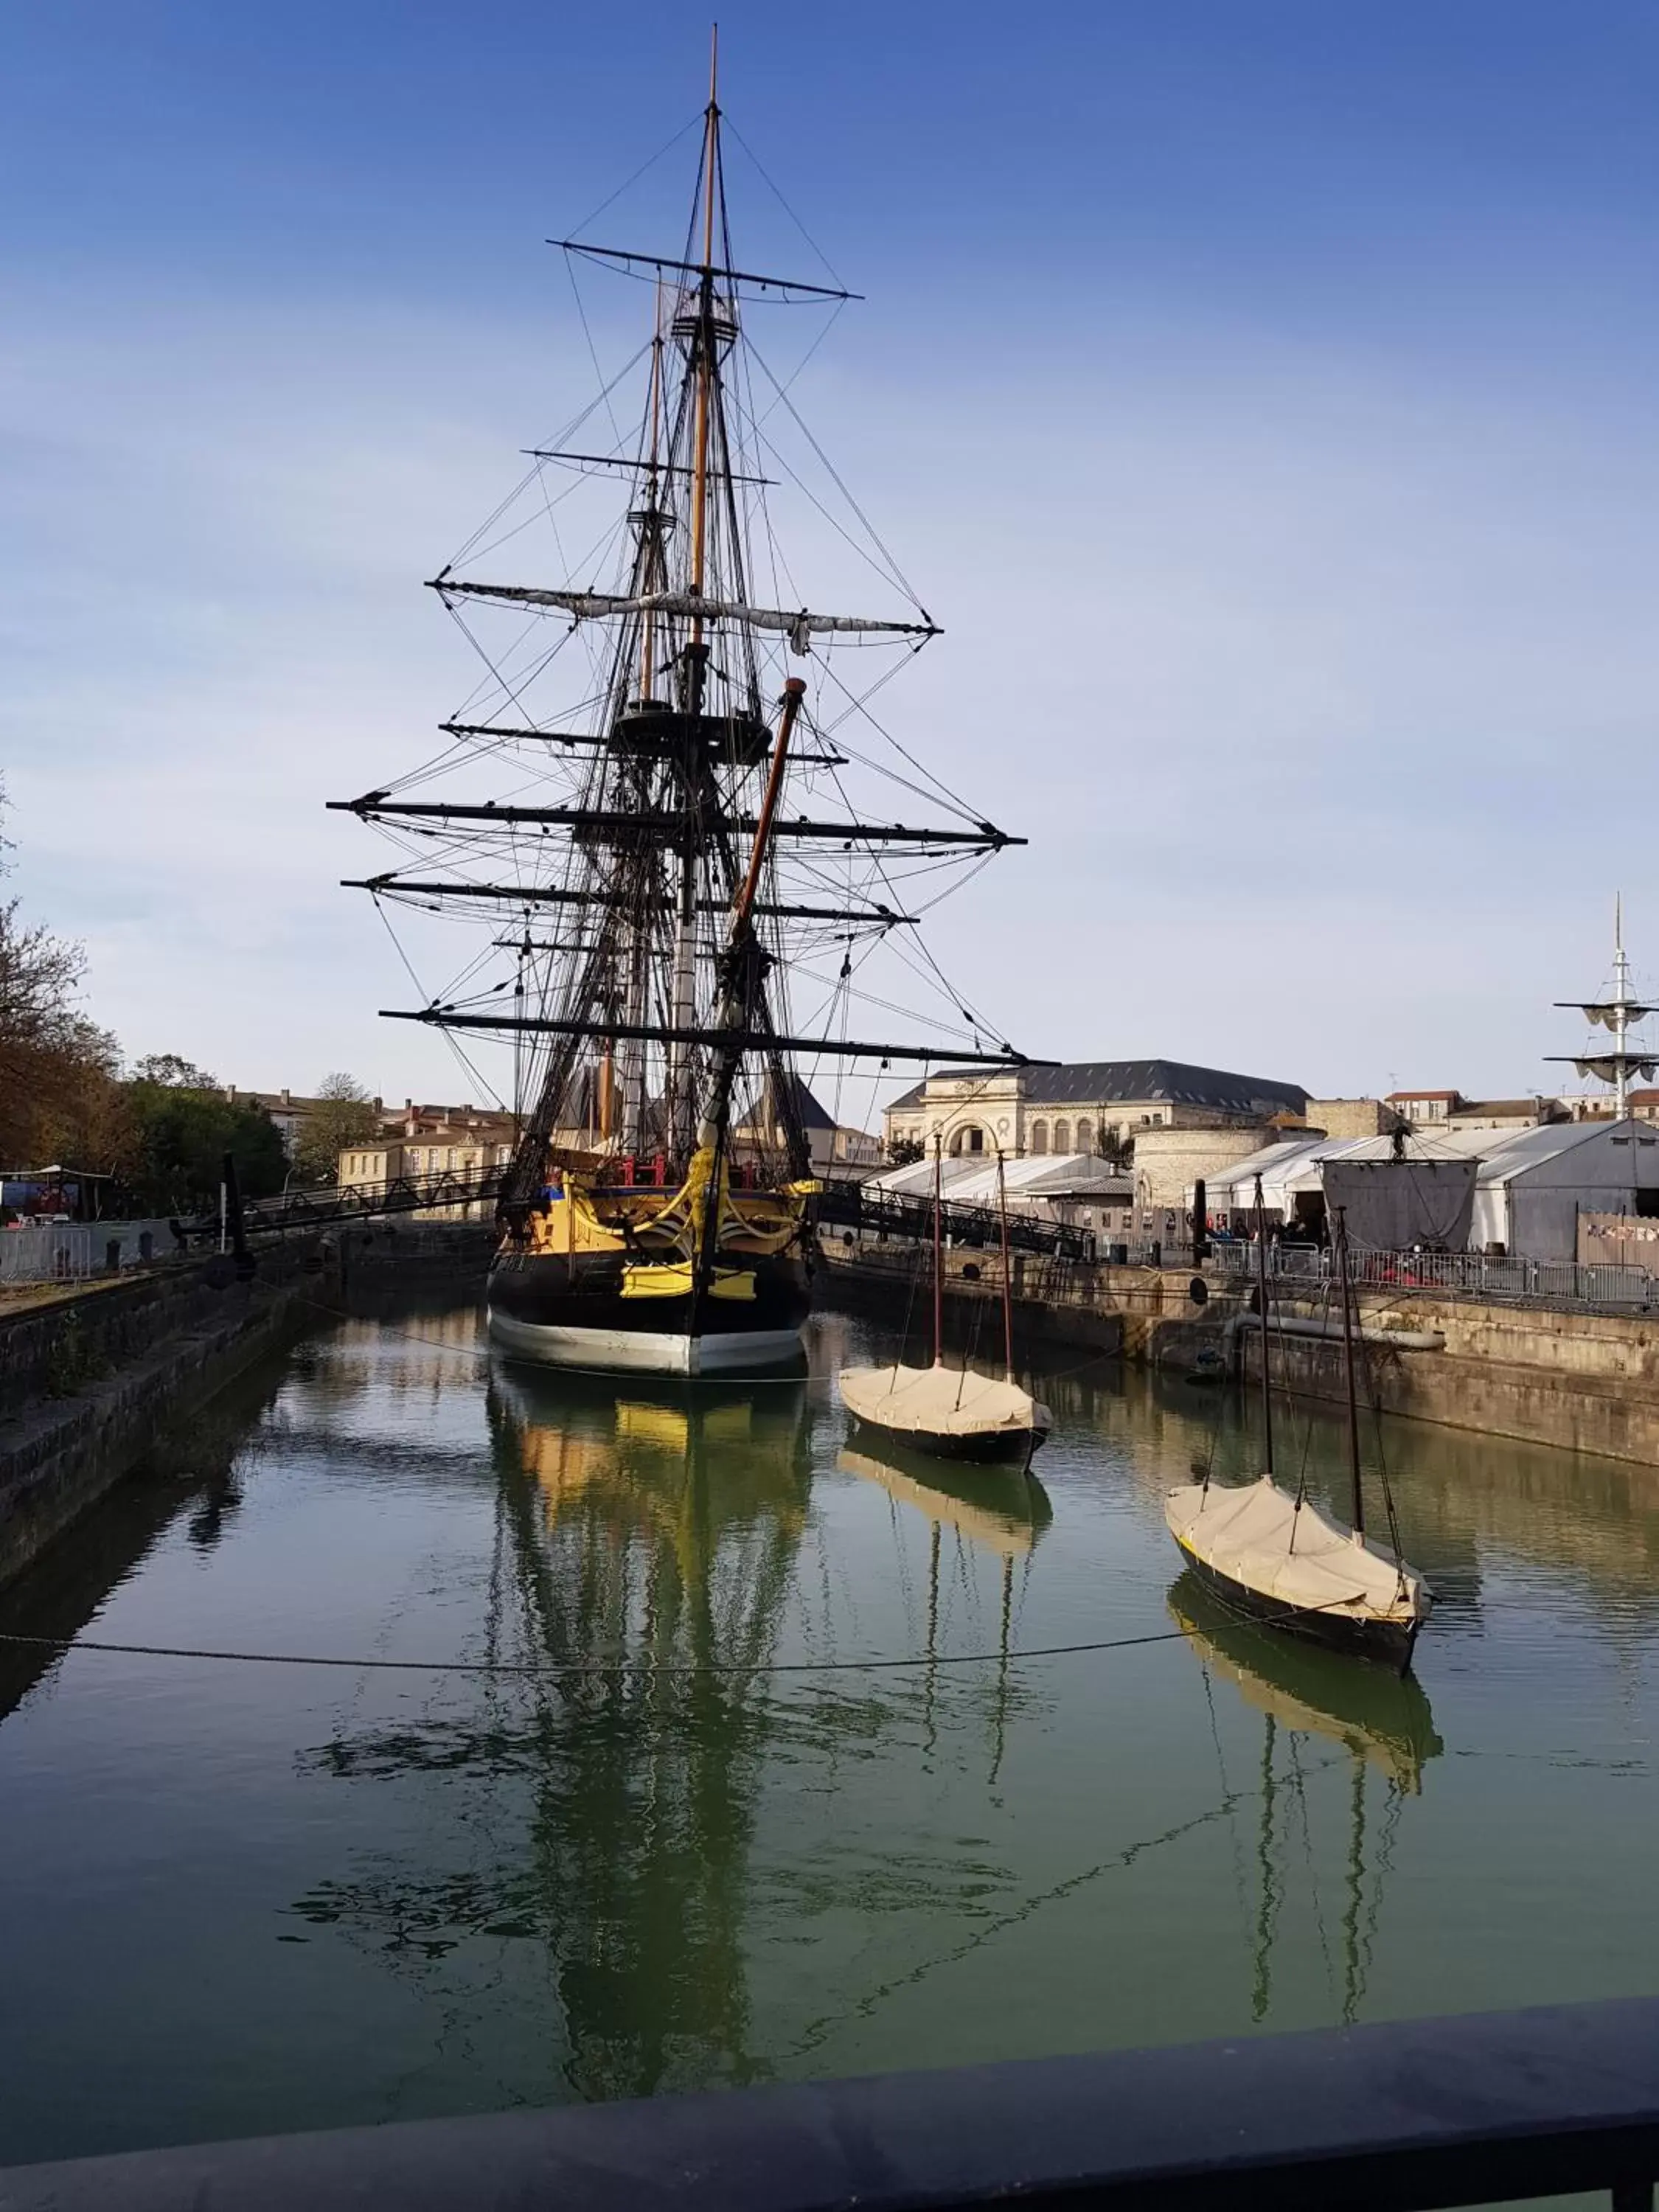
[1203,1239,1655,1310]
[0,1220,181,1287]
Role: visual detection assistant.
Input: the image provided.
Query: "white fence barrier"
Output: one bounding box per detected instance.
[0,1220,182,1287]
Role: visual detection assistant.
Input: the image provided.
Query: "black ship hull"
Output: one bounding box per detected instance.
[1173,1540,1421,1674]
[487,1248,812,1377]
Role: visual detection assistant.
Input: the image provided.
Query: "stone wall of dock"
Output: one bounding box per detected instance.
[0,1220,494,1588]
[821,1248,1659,1466]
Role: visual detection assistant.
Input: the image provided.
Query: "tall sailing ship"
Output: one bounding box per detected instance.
[333,46,1031,1375]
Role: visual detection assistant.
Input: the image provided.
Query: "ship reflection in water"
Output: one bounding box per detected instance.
[288,1358,1063,2100]
[295,1359,817,2098]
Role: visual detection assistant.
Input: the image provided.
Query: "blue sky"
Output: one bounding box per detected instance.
[4,1,1657,1119]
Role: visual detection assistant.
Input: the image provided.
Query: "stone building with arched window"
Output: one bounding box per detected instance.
[880,1058,1307,1164]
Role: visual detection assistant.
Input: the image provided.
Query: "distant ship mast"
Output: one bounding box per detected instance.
[1548,897,1658,1118]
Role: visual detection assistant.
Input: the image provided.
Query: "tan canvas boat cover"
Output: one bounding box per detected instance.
[840,1363,1051,1442]
[1165,1476,1427,1631]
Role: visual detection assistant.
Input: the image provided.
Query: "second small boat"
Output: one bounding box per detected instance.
[840,1145,1051,1466]
[1164,1185,1431,1672]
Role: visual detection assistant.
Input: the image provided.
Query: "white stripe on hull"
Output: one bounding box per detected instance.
[487,1307,804,1377]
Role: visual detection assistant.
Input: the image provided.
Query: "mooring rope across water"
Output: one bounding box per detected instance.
[0,1596,1366,1681]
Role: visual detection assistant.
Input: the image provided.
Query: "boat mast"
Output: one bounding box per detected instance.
[1548,894,1658,1121]
[996,1147,1015,1380]
[639,279,666,703]
[1253,1173,1275,1478]
[688,24,718,661]
[692,674,808,1291]
[933,1131,945,1368]
[1334,1204,1366,1538]
[355,55,1042,1216]
[669,27,723,1159]
[1612,894,1635,1119]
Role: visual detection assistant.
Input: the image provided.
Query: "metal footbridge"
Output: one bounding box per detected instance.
[191,1168,1092,1263]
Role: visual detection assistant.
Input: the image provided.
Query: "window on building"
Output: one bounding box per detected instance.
[1030,1121,1048,1155]
[1053,1120,1070,1153]
[1076,1119,1093,1154]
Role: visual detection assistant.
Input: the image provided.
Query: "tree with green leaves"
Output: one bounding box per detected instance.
[293,1073,380,1187]
[0,780,126,1174]
[121,1065,286,1216]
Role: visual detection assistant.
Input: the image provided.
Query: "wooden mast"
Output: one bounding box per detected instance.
[688,23,719,652]
[673,37,720,1161]
[1335,1205,1366,1538]
[690,672,807,1292]
[1253,1172,1276,1478]
[996,1147,1015,1380]
[931,1133,945,1367]
[639,276,665,700]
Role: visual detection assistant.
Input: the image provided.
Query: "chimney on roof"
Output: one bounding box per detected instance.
[281,1088,291,1106]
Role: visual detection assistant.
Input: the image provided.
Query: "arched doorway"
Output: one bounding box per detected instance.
[948,1124,987,1158]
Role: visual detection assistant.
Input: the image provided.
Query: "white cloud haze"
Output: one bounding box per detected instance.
[5,221,1657,1125]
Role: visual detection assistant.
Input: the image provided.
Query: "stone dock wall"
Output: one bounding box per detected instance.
[823,1249,1659,1465]
[1,1258,316,1587]
[0,1220,493,1588]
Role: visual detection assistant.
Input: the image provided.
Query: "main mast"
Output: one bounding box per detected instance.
[666,31,723,1159]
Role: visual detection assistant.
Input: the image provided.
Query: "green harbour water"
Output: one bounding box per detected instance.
[3,1297,1658,2166]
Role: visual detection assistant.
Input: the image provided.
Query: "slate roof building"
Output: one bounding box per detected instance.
[883,1059,1308,1163]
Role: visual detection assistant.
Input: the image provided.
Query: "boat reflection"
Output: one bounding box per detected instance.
[291,1363,815,2100]
[1169,1571,1443,1792]
[839,1438,1051,1785]
[1170,1569,1441,2027]
[838,1441,1053,1559]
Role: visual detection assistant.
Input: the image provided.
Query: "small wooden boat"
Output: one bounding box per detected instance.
[1164,1183,1431,1672]
[839,1146,1051,1467]
[1165,1472,1429,1671]
[841,1363,1051,1464]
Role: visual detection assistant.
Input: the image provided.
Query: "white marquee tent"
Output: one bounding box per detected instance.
[1201,1122,1659,1261]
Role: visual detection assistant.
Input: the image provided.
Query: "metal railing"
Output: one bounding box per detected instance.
[177,1167,509,1241]
[0,1220,180,1287]
[817,1179,1094,1262]
[1204,1240,1656,1310]
[3,1997,1655,2211]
